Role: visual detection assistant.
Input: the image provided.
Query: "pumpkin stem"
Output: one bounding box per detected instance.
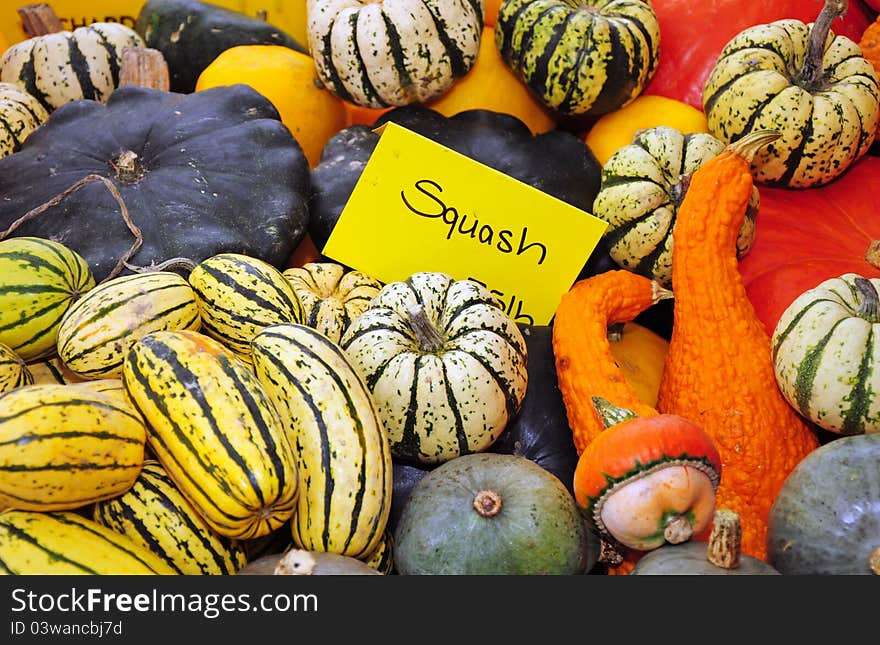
[473,490,503,518]
[17,4,63,37]
[854,277,879,323]
[663,515,694,545]
[111,151,145,183]
[800,0,848,89]
[866,240,880,270]
[870,546,880,575]
[726,130,782,163]
[706,508,742,569]
[124,257,198,275]
[118,47,170,92]
[408,304,446,352]
[591,396,639,429]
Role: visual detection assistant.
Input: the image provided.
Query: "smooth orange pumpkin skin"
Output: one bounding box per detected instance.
[427,27,558,134]
[195,45,347,168]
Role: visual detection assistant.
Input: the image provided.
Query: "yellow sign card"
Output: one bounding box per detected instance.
[321,122,608,326]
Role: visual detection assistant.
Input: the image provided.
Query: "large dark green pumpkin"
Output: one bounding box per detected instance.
[0,85,310,283]
[309,105,608,278]
[394,453,590,575]
[135,0,306,93]
[767,433,880,575]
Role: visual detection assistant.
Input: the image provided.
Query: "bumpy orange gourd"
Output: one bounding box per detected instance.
[553,270,670,456]
[656,131,820,562]
[859,14,880,136]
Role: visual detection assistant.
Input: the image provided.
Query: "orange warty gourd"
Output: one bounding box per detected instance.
[553,270,671,456]
[859,14,880,137]
[656,131,820,562]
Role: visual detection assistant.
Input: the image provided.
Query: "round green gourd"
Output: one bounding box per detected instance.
[767,433,880,575]
[393,453,590,575]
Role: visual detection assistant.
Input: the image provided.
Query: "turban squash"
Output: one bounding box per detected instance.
[0,84,310,284]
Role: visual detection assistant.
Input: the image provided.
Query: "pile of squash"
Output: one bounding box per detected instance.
[0,0,879,577]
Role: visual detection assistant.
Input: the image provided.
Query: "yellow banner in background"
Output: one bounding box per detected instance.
[0,0,308,47]
[322,123,608,326]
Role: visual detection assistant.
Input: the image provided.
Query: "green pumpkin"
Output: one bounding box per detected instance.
[702,0,880,188]
[495,0,660,116]
[393,453,591,575]
[767,433,880,575]
[593,126,759,288]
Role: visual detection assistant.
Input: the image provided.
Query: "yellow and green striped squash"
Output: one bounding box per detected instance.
[772,273,880,435]
[123,329,299,540]
[0,383,146,511]
[283,262,382,344]
[363,529,394,574]
[0,510,175,575]
[57,271,201,379]
[0,236,96,361]
[0,342,32,394]
[26,356,87,385]
[94,460,248,575]
[0,82,48,158]
[495,0,660,116]
[251,323,392,559]
[188,253,302,361]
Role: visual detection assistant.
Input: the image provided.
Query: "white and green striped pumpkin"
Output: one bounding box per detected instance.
[340,272,528,464]
[702,0,880,188]
[592,126,760,288]
[306,0,484,108]
[772,273,880,435]
[495,0,660,116]
[0,82,48,158]
[0,22,144,113]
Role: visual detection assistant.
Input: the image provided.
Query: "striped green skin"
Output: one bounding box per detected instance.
[703,19,880,188]
[307,0,484,108]
[495,0,660,116]
[0,383,146,511]
[0,23,144,113]
[26,356,87,385]
[363,530,394,574]
[0,82,48,158]
[0,342,32,394]
[340,272,528,464]
[93,460,248,575]
[593,126,760,289]
[123,329,299,540]
[0,237,96,362]
[772,274,880,435]
[0,510,175,575]
[251,323,392,559]
[57,271,201,380]
[189,253,302,362]
[283,262,382,344]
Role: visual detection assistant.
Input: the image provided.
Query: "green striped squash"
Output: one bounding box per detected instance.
[363,530,394,574]
[0,510,175,574]
[340,272,528,464]
[0,342,32,394]
[123,329,299,540]
[772,273,880,435]
[188,253,302,361]
[26,356,87,385]
[283,262,382,344]
[94,460,248,575]
[593,126,760,288]
[0,236,96,362]
[57,271,201,379]
[307,0,483,108]
[0,82,48,158]
[251,323,392,559]
[495,0,660,116]
[0,383,146,511]
[702,4,880,188]
[0,23,144,113]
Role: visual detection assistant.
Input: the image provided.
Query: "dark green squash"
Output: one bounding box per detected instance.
[393,453,590,575]
[308,105,606,277]
[0,85,310,283]
[135,0,307,93]
[767,433,880,575]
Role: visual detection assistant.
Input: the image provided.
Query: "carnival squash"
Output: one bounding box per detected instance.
[0,343,31,394]
[738,155,880,337]
[0,84,310,283]
[0,82,48,158]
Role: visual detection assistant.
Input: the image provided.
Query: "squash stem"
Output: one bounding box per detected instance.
[706,508,742,569]
[800,0,848,89]
[663,515,694,544]
[591,396,639,429]
[726,130,782,163]
[473,490,503,518]
[866,240,880,270]
[854,277,879,322]
[407,304,445,352]
[870,546,880,575]
[17,4,63,37]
